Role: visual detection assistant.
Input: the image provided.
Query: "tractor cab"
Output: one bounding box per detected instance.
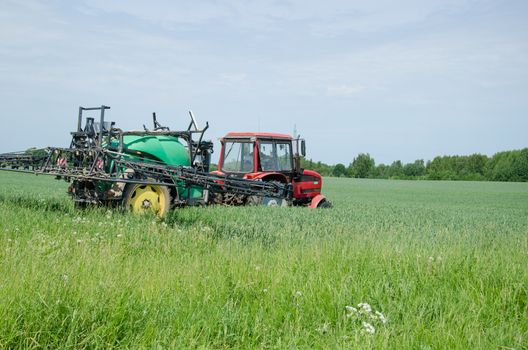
[219,133,294,175]
[214,132,330,207]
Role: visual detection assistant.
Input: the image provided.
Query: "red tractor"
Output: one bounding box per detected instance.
[211,132,331,208]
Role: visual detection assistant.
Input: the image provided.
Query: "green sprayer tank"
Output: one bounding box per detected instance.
[117,135,203,200]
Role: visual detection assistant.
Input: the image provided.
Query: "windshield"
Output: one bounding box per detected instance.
[222,141,254,172]
[259,141,292,171]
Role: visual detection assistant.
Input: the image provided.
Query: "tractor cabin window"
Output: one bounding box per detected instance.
[259,141,292,172]
[222,141,254,172]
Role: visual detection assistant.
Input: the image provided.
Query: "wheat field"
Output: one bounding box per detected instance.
[0,172,527,349]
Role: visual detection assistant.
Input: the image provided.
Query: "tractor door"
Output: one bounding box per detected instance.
[256,140,293,173]
[220,139,255,175]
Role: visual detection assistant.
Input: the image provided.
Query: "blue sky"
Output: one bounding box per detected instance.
[0,0,527,164]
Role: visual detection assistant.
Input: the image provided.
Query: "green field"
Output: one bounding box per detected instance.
[0,172,527,349]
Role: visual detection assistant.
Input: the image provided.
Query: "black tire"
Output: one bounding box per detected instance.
[317,199,332,208]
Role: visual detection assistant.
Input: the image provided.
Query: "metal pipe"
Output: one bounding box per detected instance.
[98,105,105,146]
[82,106,110,111]
[77,106,83,132]
[191,121,209,165]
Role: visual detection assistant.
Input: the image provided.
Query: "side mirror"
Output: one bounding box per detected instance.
[300,140,306,157]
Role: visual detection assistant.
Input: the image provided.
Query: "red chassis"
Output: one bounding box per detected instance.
[211,132,330,208]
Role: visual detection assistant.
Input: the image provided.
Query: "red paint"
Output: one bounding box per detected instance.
[308,194,328,208]
[216,132,325,206]
[292,169,323,200]
[223,132,292,140]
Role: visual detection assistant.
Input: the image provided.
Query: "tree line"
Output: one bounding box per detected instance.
[301,148,528,182]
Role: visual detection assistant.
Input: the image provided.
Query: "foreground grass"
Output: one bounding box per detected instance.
[0,173,527,349]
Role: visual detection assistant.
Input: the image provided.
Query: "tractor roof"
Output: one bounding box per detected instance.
[223,132,292,140]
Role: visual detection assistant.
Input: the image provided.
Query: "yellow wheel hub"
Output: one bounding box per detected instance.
[127,185,169,216]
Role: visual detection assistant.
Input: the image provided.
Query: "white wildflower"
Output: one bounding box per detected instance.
[263,288,268,293]
[358,302,372,313]
[316,322,330,334]
[375,311,387,324]
[363,322,375,334]
[295,291,302,297]
[345,305,358,314]
[117,234,123,238]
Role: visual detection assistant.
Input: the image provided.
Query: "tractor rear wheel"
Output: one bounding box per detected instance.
[122,183,171,217]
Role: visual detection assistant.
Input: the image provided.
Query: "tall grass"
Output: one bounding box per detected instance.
[0,173,527,348]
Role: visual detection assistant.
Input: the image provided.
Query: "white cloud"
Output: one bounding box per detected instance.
[82,0,232,25]
[218,73,248,85]
[0,0,526,162]
[327,84,366,96]
[80,0,484,34]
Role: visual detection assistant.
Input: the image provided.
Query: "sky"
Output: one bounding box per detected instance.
[0,0,527,165]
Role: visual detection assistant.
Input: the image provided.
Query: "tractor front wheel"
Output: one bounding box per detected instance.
[122,183,171,217]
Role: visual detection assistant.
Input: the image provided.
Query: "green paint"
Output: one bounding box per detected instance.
[119,135,203,200]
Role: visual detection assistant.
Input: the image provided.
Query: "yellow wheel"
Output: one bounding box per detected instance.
[123,184,171,217]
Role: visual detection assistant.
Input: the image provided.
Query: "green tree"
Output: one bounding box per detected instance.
[371,163,390,179]
[389,160,403,178]
[403,160,425,178]
[516,148,528,181]
[332,163,346,177]
[350,153,375,178]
